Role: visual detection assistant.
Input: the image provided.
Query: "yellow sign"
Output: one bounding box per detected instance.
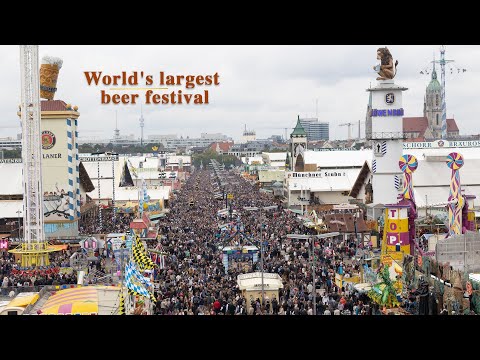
[343,276,360,284]
[227,194,233,199]
[335,273,343,288]
[381,255,393,266]
[381,207,411,260]
[381,253,403,266]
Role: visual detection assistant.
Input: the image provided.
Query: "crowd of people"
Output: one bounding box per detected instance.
[1,248,79,297]
[0,167,386,314]
[150,168,377,315]
[79,211,134,235]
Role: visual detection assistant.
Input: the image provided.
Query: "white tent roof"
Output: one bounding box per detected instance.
[167,155,191,165]
[80,157,123,181]
[414,186,480,208]
[303,149,372,168]
[412,158,480,187]
[241,156,263,165]
[0,201,23,219]
[80,155,172,201]
[287,168,361,192]
[123,155,191,168]
[263,152,287,161]
[0,163,23,195]
[302,148,480,172]
[237,272,284,291]
[123,156,160,169]
[115,187,170,201]
[86,180,171,201]
[0,159,97,196]
[406,147,480,161]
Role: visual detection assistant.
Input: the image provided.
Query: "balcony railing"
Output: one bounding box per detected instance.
[366,131,406,140]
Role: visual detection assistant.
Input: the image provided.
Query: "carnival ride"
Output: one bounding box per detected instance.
[368,154,419,310]
[370,152,478,312]
[8,46,59,267]
[368,265,403,309]
[304,210,328,232]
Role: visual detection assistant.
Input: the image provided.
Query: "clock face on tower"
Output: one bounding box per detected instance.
[294,143,305,157]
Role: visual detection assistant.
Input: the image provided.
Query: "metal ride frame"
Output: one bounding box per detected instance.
[9,45,53,267]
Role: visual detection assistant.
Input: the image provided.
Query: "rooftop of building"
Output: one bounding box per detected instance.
[403,117,459,133]
[427,67,442,92]
[291,117,307,137]
[40,100,75,112]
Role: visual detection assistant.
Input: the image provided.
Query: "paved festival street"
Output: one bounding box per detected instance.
[142,166,371,315]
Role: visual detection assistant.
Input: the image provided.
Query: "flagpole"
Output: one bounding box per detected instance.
[120,242,125,313]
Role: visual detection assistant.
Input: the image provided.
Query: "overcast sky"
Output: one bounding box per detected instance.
[0,45,478,141]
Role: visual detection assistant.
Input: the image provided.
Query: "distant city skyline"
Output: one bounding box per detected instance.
[0,45,478,141]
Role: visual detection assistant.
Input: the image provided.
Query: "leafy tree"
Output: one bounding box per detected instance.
[0,148,21,158]
[192,149,241,168]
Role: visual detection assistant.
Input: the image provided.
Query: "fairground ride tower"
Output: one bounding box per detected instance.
[12,45,53,266]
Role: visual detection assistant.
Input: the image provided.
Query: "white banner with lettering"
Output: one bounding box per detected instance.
[403,139,480,149]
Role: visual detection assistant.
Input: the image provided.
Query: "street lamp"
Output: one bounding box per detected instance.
[92,150,105,230]
[287,232,340,315]
[244,205,278,307]
[105,151,119,225]
[354,211,359,247]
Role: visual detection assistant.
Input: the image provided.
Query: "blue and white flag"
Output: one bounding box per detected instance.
[125,261,153,288]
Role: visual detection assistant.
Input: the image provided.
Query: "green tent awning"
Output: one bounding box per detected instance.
[149,213,166,220]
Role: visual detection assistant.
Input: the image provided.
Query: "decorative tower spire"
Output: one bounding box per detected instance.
[114,110,120,144]
[432,54,437,80]
[365,86,373,140]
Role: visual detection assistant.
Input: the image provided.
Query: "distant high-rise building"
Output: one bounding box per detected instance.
[269,135,283,143]
[299,118,329,141]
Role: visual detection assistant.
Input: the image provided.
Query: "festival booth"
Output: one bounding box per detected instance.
[130,213,152,239]
[353,282,373,294]
[222,246,259,272]
[149,212,167,224]
[237,272,283,312]
[104,233,128,257]
[0,292,40,315]
[334,273,361,291]
[323,211,370,245]
[143,200,163,215]
[116,200,163,215]
[217,208,238,219]
[79,236,105,254]
[38,285,121,315]
[0,237,9,254]
[115,201,138,214]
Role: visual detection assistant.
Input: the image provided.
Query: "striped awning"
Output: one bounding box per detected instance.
[40,287,98,315]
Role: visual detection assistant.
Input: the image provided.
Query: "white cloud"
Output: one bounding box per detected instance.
[0,45,478,141]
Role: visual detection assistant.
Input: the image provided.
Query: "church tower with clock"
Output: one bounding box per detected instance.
[290,116,307,172]
[423,63,443,139]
